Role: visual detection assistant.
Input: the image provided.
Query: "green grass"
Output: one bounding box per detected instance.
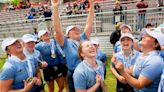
[0,56,116,92]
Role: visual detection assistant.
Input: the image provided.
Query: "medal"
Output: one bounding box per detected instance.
[51,54,56,58]
[26,77,33,83]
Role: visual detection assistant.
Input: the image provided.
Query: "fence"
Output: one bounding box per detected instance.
[0,7,164,56]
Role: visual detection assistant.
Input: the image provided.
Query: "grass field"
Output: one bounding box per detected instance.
[0,57,116,92]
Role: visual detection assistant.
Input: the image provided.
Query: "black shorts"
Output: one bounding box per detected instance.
[43,64,68,82]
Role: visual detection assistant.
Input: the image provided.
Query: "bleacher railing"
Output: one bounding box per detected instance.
[0,7,164,33]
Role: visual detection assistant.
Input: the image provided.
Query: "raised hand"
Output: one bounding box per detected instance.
[115,61,124,73]
[51,0,59,7]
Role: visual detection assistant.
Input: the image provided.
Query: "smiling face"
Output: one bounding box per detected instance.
[24,41,36,52]
[78,41,97,60]
[40,32,50,41]
[6,40,23,55]
[68,27,81,41]
[121,37,133,50]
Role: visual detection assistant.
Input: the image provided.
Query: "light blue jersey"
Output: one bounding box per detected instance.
[62,33,87,71]
[35,39,59,67]
[113,41,122,53]
[96,49,107,63]
[73,60,104,92]
[133,51,164,92]
[0,55,38,91]
[115,50,140,68]
[160,50,164,59]
[23,48,41,61]
[158,69,164,92]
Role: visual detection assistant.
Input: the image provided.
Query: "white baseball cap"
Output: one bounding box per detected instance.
[145,28,164,48]
[66,25,80,37]
[38,30,49,38]
[120,24,132,31]
[1,37,18,52]
[120,33,134,42]
[22,34,37,43]
[91,38,99,45]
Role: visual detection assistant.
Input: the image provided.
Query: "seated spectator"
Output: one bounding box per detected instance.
[26,1,31,8]
[26,11,34,20]
[94,2,101,13]
[66,2,73,15]
[8,4,15,10]
[30,7,36,16]
[79,2,86,14]
[43,6,52,21]
[73,1,79,14]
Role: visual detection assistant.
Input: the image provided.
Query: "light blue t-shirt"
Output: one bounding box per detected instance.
[160,50,164,59]
[35,39,60,67]
[113,41,122,53]
[114,50,140,68]
[73,60,104,92]
[0,55,38,91]
[23,48,41,61]
[158,69,164,92]
[62,33,87,71]
[96,49,107,63]
[133,51,164,92]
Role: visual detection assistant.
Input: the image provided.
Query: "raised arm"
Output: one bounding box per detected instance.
[84,0,95,39]
[52,0,65,46]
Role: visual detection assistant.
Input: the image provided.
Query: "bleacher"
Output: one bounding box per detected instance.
[0,0,163,56]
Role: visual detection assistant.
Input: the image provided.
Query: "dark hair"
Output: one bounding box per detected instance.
[154,39,161,50]
[145,23,153,28]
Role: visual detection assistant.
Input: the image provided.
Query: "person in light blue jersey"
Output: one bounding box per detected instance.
[36,30,67,92]
[73,41,108,92]
[111,33,139,92]
[0,37,42,92]
[52,0,95,91]
[91,38,108,78]
[22,34,48,69]
[22,34,49,92]
[113,24,132,53]
[113,28,164,92]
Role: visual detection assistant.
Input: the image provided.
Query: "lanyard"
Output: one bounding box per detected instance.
[72,40,79,50]
[56,42,65,57]
[26,60,33,78]
[122,51,133,69]
[50,40,56,58]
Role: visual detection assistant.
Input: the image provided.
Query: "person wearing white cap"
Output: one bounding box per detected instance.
[112,28,164,92]
[91,38,108,77]
[111,33,139,92]
[22,34,49,92]
[36,29,67,92]
[0,37,42,92]
[52,0,94,91]
[73,41,107,92]
[114,24,132,53]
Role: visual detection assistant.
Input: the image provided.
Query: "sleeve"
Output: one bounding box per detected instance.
[73,70,87,89]
[100,53,107,63]
[141,57,164,81]
[80,33,88,41]
[0,62,15,80]
[110,32,115,45]
[63,37,69,49]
